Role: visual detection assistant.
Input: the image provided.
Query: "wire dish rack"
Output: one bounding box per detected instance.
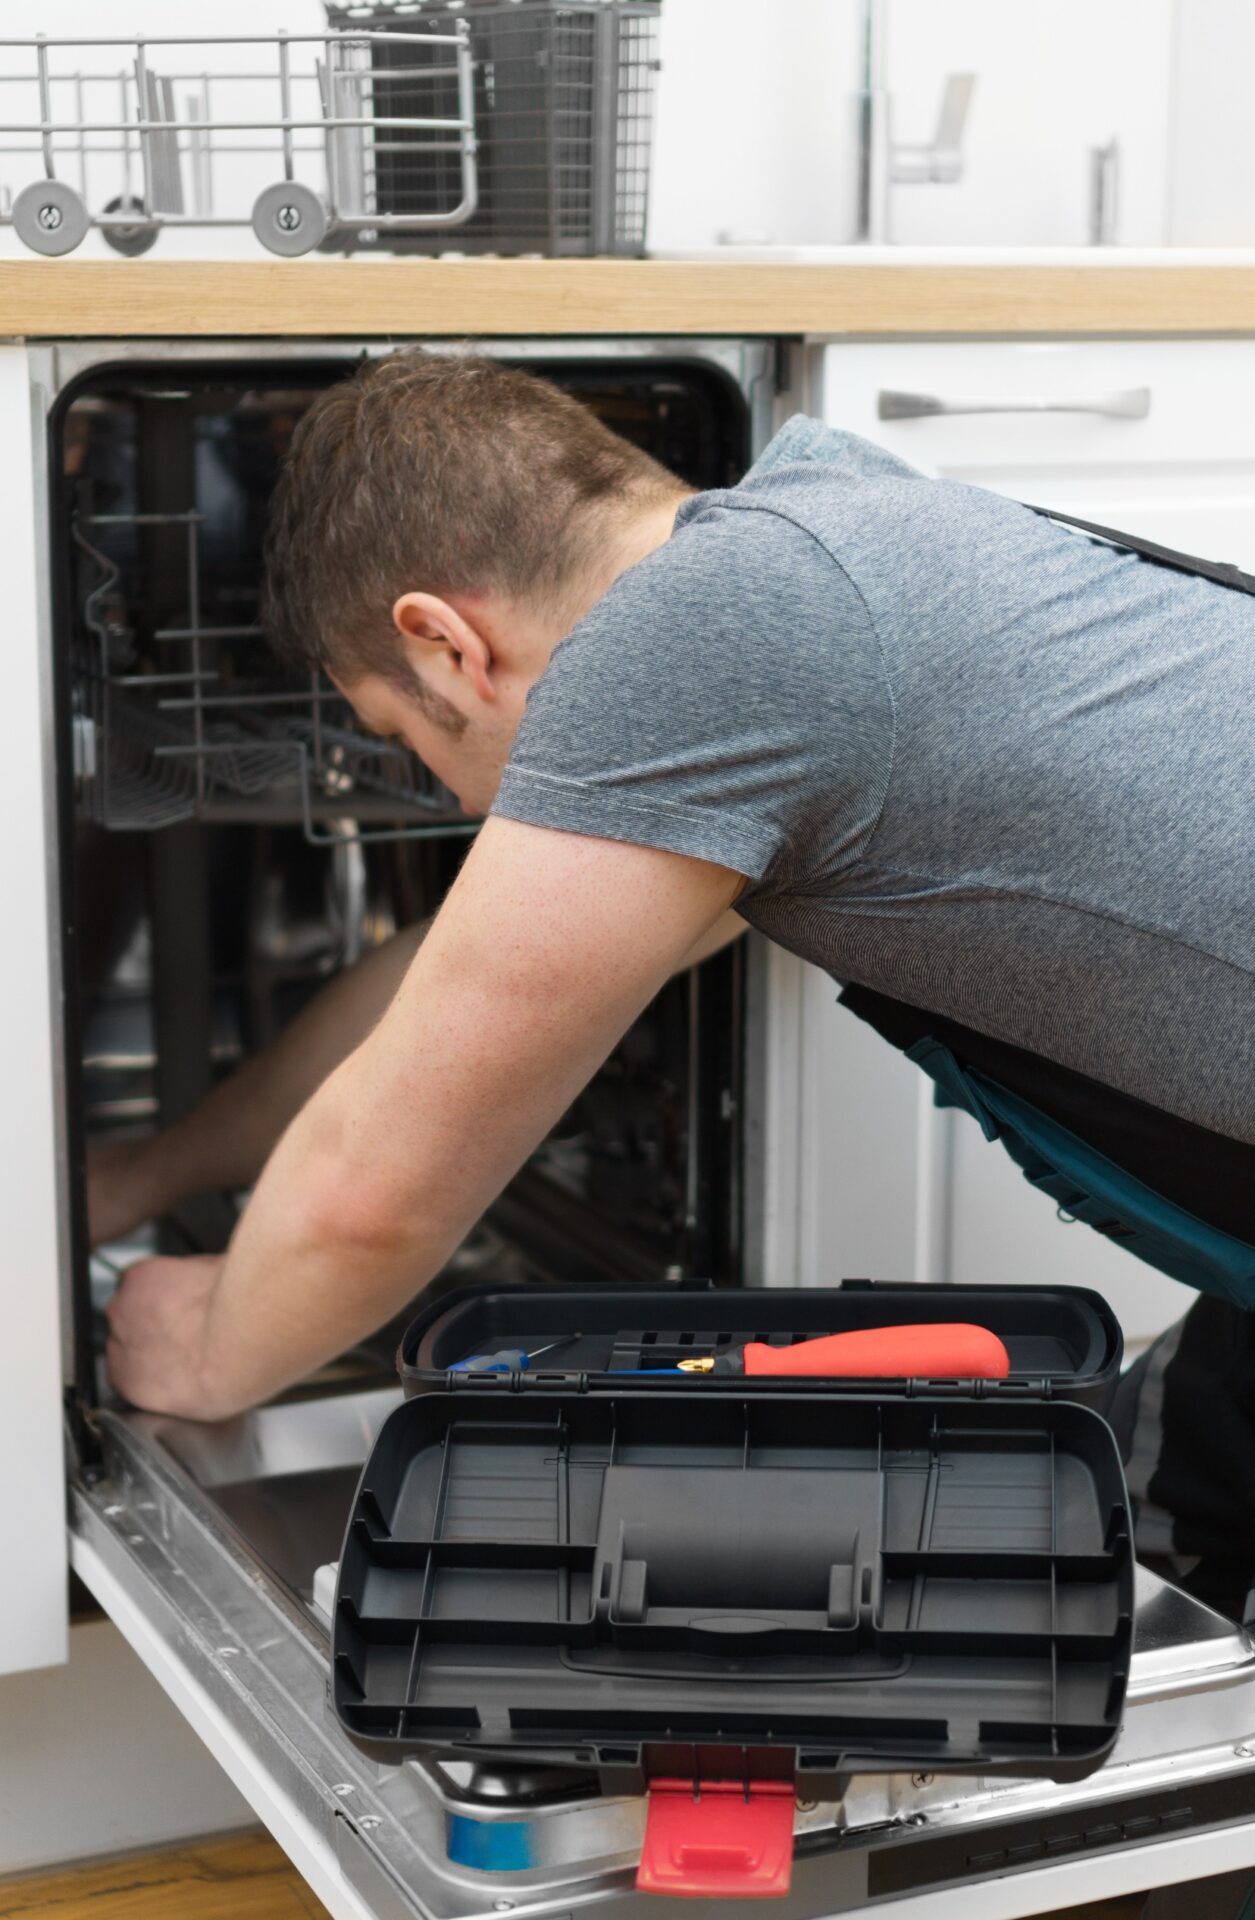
[326,0,660,256]
[71,509,472,846]
[0,29,477,255]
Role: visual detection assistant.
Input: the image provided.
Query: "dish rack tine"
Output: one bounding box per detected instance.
[35,35,55,180]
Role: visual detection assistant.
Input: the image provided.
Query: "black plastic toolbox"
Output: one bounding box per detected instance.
[332,1280,1132,1805]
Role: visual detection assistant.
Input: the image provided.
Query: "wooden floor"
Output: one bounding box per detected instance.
[0,1834,329,1920]
[0,1830,1155,1919]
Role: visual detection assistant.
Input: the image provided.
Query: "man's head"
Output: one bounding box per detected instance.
[262,350,688,814]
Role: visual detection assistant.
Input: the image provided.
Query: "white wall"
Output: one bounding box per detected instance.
[650,0,1177,250]
[884,0,1175,247]
[649,0,861,250]
[1166,0,1255,244]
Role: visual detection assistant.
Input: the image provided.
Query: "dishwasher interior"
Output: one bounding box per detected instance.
[55,342,763,1605]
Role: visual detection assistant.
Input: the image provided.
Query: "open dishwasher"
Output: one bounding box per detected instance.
[11,334,1255,1918]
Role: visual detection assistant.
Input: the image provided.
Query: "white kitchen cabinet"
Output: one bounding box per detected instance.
[0,349,69,1674]
[781,338,1252,1348]
[826,338,1255,564]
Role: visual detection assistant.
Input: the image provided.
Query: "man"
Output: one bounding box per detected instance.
[103,352,1255,1506]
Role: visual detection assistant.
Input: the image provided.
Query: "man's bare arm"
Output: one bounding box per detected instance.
[681,905,747,969]
[105,821,743,1417]
[89,899,747,1248]
[88,920,431,1245]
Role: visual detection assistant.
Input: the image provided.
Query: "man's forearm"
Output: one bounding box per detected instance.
[159,906,736,1202]
[89,918,430,1243]
[104,832,745,1420]
[186,829,743,1417]
[161,916,430,1186]
[198,917,749,1407]
[195,973,566,1412]
[91,911,744,1249]
[195,1071,463,1413]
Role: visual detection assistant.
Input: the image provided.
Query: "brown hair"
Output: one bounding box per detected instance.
[261,350,679,722]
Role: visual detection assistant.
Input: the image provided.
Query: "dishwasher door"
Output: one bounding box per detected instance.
[69,1389,655,1920]
[67,1385,874,1920]
[68,1400,1255,1920]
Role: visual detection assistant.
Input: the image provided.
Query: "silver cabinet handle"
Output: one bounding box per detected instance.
[877,387,1151,422]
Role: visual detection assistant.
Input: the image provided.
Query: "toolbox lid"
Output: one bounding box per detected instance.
[398,1279,1122,1409]
[333,1372,1134,1790]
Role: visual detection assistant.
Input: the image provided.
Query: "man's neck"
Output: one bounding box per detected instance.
[580,487,692,607]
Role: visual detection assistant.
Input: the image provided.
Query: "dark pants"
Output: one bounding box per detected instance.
[1112,1298,1255,1621]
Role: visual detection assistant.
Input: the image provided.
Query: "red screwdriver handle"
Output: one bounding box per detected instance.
[742,1322,1011,1379]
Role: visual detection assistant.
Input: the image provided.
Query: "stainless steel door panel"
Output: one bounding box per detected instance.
[71,1398,1255,1920]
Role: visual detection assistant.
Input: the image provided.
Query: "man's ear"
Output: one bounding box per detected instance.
[392,592,496,705]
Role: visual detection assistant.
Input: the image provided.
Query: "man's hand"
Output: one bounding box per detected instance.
[126,818,744,1420]
[105,1255,226,1419]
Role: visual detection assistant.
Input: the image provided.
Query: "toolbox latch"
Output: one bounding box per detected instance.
[637,1779,795,1898]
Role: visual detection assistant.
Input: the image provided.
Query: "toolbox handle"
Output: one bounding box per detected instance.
[638,1779,795,1898]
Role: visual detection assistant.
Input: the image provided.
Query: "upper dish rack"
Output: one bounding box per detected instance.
[71,507,472,846]
[0,28,477,255]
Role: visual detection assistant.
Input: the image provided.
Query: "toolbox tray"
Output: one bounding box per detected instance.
[398,1279,1122,1411]
[334,1283,1132,1792]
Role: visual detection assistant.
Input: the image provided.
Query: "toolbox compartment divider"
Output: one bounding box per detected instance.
[334,1344,1134,1788]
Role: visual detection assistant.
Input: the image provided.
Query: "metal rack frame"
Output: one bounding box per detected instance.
[72,506,472,847]
[0,29,478,255]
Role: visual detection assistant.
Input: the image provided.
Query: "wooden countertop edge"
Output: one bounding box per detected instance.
[5,258,1255,337]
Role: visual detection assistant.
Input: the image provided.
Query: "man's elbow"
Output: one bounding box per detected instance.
[290,1132,428,1262]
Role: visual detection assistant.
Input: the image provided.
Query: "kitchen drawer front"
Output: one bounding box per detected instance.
[824,338,1255,466]
[822,337,1255,570]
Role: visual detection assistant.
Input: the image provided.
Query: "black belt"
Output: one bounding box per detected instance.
[1023,501,1255,595]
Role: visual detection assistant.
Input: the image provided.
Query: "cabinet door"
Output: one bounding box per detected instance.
[0,346,68,1671]
[787,339,1247,1347]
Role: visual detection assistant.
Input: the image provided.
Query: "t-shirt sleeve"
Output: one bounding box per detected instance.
[490,501,893,889]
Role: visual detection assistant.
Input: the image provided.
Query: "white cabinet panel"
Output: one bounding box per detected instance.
[797,969,925,1288]
[783,969,1200,1344]
[946,1110,1197,1352]
[826,339,1255,463]
[825,339,1255,565]
[0,346,68,1672]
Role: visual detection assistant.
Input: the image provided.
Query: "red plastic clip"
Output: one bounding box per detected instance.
[637,1778,796,1898]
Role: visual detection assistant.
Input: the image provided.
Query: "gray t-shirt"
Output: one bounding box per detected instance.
[492,416,1255,1145]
